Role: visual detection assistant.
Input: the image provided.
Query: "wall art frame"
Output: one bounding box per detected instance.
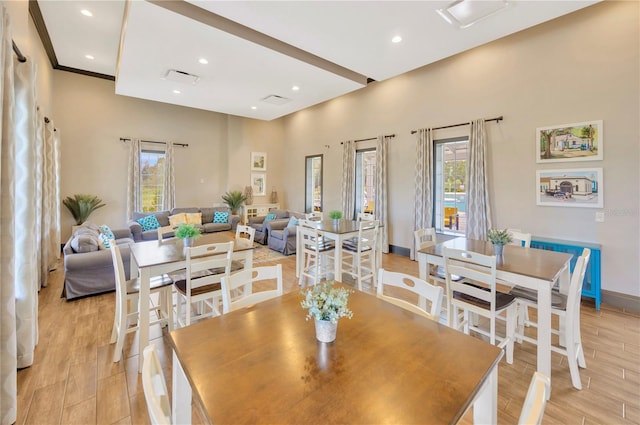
[536,168,603,208]
[536,120,603,163]
[251,172,267,196]
[251,152,267,171]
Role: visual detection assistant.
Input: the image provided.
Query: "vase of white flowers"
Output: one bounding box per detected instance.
[301,281,353,343]
[487,228,512,256]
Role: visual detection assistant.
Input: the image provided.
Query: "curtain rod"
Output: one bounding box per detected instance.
[12,40,26,63]
[341,133,396,145]
[410,116,503,134]
[120,137,189,148]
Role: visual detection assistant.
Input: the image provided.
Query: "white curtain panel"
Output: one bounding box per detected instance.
[0,5,18,423]
[13,54,38,368]
[375,136,390,254]
[466,119,493,239]
[340,140,355,219]
[162,141,175,211]
[412,128,434,260]
[126,138,141,219]
[42,120,60,279]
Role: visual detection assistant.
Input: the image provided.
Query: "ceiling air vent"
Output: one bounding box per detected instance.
[261,94,291,106]
[163,69,200,85]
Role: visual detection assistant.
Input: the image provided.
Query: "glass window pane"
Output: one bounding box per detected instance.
[435,139,467,234]
[140,149,165,212]
[305,155,323,213]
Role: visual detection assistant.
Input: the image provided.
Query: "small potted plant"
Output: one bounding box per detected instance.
[175,223,201,247]
[328,210,343,225]
[487,228,512,256]
[62,194,106,225]
[221,190,246,215]
[301,280,353,343]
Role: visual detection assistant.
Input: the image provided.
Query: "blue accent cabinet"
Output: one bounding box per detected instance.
[530,237,601,310]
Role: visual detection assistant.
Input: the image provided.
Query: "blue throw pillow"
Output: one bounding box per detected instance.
[98,224,115,248]
[137,214,160,231]
[287,216,298,228]
[265,213,277,221]
[213,211,229,223]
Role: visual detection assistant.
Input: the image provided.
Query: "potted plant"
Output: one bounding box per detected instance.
[221,190,246,215]
[62,194,106,225]
[487,228,512,256]
[175,223,201,247]
[300,280,353,343]
[328,210,343,225]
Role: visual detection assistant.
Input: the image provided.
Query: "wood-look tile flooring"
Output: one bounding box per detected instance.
[17,248,640,424]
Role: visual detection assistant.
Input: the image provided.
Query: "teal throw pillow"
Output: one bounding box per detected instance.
[98,224,115,248]
[213,211,229,223]
[287,217,298,228]
[137,214,160,231]
[265,213,277,221]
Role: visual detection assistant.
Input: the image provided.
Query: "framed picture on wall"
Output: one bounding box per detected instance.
[251,152,267,171]
[536,120,603,163]
[251,172,267,196]
[536,168,603,208]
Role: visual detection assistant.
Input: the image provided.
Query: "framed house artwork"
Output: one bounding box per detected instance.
[536,120,603,163]
[251,152,267,171]
[251,172,266,196]
[536,168,603,208]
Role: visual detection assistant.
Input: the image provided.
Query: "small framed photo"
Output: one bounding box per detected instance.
[536,168,603,208]
[536,120,603,163]
[251,152,267,171]
[251,172,266,196]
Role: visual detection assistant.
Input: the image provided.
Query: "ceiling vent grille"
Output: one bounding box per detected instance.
[163,69,200,85]
[261,94,291,105]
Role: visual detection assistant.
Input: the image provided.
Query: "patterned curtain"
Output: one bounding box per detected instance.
[375,136,390,254]
[412,128,434,260]
[340,140,355,219]
[162,141,175,210]
[466,119,493,239]
[126,138,141,219]
[40,119,60,287]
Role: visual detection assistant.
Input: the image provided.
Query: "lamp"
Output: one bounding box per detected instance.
[436,0,510,29]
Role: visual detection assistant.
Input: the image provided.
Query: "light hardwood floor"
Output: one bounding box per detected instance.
[17,247,640,424]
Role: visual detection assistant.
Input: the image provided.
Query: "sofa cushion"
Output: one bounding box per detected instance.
[133,210,170,227]
[202,222,231,233]
[71,234,100,253]
[265,213,277,221]
[169,213,188,227]
[98,224,115,248]
[271,209,290,219]
[270,229,285,241]
[137,214,161,231]
[186,212,202,225]
[287,217,299,228]
[213,211,229,223]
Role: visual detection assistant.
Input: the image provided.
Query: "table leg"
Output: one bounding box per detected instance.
[417,252,427,281]
[295,226,301,278]
[334,234,343,281]
[473,364,498,424]
[537,284,552,396]
[172,350,192,424]
[138,267,150,373]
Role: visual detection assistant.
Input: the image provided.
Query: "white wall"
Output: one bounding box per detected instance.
[279,1,639,297]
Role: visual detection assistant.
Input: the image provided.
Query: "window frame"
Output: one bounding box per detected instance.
[305,154,323,213]
[434,136,468,235]
[140,145,166,212]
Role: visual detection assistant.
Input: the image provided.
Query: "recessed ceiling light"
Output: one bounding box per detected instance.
[84,54,94,60]
[391,35,402,43]
[198,58,208,65]
[292,85,300,91]
[173,89,181,94]
[80,9,93,17]
[251,106,257,110]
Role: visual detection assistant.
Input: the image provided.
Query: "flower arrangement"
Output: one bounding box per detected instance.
[300,281,353,324]
[328,210,343,220]
[487,228,512,246]
[174,223,201,239]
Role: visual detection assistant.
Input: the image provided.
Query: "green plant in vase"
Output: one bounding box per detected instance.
[301,280,353,343]
[221,190,246,215]
[175,223,201,247]
[487,228,512,256]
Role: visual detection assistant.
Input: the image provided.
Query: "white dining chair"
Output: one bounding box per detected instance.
[305,212,323,221]
[511,248,591,389]
[518,372,550,425]
[109,241,174,363]
[341,220,379,290]
[173,241,233,327]
[142,344,171,425]
[221,264,283,314]
[443,246,517,364]
[298,222,335,287]
[508,229,532,248]
[235,224,256,244]
[357,212,374,221]
[377,268,443,321]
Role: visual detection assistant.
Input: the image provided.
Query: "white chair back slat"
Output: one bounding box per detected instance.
[518,372,550,425]
[235,224,256,244]
[376,269,443,321]
[142,345,172,425]
[507,229,532,248]
[221,264,283,314]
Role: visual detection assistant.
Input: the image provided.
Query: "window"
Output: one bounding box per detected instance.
[354,149,376,218]
[305,155,323,213]
[140,147,165,212]
[435,137,467,234]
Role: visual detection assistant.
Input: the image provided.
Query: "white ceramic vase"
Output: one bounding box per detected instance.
[493,243,504,256]
[314,319,338,343]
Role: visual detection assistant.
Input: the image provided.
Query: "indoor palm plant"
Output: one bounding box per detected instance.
[487,228,512,256]
[62,194,106,225]
[221,190,246,215]
[301,280,353,343]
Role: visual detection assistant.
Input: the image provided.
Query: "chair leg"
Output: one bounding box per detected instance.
[112,302,130,363]
[505,306,516,365]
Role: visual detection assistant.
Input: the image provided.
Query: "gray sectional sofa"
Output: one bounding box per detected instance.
[248,209,305,255]
[127,207,240,242]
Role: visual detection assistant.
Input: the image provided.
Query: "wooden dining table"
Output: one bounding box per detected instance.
[128,232,255,372]
[169,287,503,424]
[417,237,572,388]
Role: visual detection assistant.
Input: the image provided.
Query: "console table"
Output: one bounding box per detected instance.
[242,203,280,224]
[530,236,601,310]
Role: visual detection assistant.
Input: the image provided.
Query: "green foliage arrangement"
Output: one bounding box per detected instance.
[328,210,343,220]
[487,228,513,246]
[174,223,201,239]
[300,281,353,324]
[221,190,246,214]
[62,194,106,225]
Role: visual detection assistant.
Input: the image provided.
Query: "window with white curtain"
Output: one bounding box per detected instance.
[434,137,468,234]
[140,146,166,212]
